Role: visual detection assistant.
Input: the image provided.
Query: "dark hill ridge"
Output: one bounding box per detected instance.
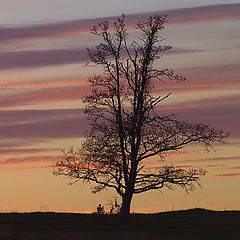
[0,208,239,240]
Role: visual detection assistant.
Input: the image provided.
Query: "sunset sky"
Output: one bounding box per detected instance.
[0,1,239,213]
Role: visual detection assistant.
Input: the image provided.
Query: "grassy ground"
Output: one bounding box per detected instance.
[0,208,239,240]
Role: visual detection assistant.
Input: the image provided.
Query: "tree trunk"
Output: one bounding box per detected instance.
[120,191,133,218]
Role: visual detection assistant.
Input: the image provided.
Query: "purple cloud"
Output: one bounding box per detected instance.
[0,47,203,70]
[0,48,88,70]
[0,4,239,43]
[0,92,239,141]
[0,109,88,139]
[161,95,240,137]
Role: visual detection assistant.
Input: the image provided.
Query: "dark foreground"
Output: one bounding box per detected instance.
[0,209,239,240]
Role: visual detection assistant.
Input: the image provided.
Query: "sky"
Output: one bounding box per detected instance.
[0,1,239,213]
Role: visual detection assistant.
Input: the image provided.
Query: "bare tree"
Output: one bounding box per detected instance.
[53,15,228,217]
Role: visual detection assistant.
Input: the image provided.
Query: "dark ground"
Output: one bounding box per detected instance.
[0,208,239,240]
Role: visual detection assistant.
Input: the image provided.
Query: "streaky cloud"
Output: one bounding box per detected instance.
[0,48,88,70]
[0,108,84,124]
[212,172,240,178]
[0,76,88,89]
[0,155,59,165]
[0,4,239,43]
[0,109,88,139]
[0,92,239,140]
[177,156,240,163]
[0,166,51,171]
[0,148,58,155]
[0,47,201,70]
[145,165,197,170]
[160,94,240,137]
[0,86,89,108]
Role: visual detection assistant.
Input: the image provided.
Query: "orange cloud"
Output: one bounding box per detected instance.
[211,173,240,178]
[0,166,51,171]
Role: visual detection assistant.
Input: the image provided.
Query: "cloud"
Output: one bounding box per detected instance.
[0,48,88,70]
[0,47,203,70]
[150,64,240,94]
[0,109,88,139]
[158,94,240,137]
[0,4,239,43]
[227,167,240,170]
[0,61,239,110]
[176,64,240,86]
[0,108,83,124]
[0,86,89,108]
[0,89,239,140]
[0,148,58,155]
[162,4,240,24]
[0,166,51,171]
[176,156,240,164]
[144,165,197,171]
[204,164,227,169]
[0,139,47,149]
[0,76,88,89]
[211,173,240,178]
[0,155,59,165]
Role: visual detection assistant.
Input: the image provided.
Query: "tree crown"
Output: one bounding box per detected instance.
[53,15,228,208]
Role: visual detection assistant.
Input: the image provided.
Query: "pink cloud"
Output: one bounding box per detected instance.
[0,86,90,109]
[177,156,240,164]
[0,62,239,110]
[0,155,60,165]
[149,64,240,96]
[176,64,240,86]
[0,76,88,89]
[227,167,240,170]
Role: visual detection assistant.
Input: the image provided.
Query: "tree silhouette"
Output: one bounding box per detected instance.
[53,15,228,217]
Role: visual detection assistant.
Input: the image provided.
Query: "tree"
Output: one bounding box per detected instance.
[53,15,228,217]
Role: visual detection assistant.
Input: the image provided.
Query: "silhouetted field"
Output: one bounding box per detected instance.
[0,208,239,240]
